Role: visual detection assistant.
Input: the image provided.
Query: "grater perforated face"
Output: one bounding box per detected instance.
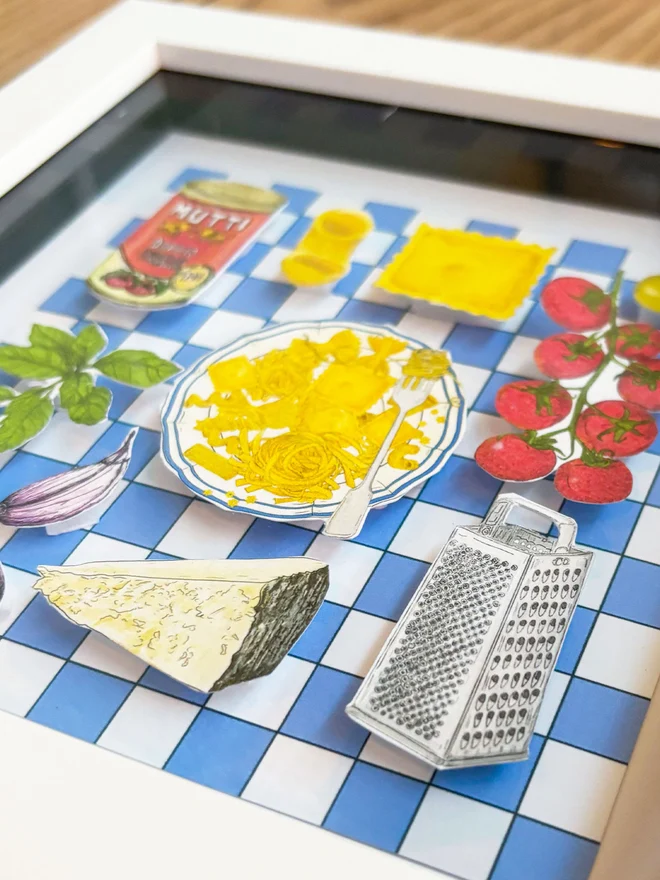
[367,540,518,743]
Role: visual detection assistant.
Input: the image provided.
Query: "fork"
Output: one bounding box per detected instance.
[323,377,435,539]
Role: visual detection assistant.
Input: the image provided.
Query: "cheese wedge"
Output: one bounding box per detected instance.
[35,558,329,692]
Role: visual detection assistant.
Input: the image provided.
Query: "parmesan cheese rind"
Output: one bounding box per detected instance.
[34,558,329,692]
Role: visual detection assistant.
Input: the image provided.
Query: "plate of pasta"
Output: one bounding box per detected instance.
[161,321,466,526]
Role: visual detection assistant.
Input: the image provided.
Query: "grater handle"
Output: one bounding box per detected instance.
[482,493,578,551]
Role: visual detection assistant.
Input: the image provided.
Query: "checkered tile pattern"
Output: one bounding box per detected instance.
[2,136,660,880]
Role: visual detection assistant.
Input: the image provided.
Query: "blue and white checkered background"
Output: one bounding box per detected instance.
[1,133,660,880]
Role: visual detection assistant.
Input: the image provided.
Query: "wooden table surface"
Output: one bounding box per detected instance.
[3,0,660,87]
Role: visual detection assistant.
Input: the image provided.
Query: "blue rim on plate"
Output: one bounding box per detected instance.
[160,321,467,523]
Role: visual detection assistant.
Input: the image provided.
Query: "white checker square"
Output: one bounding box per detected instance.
[272,290,346,323]
[351,231,397,265]
[195,272,242,308]
[534,671,570,735]
[520,740,625,841]
[577,547,619,610]
[497,335,544,379]
[24,412,110,464]
[135,453,195,496]
[577,613,660,698]
[86,302,145,330]
[400,787,512,880]
[63,532,150,566]
[360,734,434,782]
[0,567,39,635]
[627,452,659,503]
[120,385,170,431]
[1,311,77,346]
[98,687,199,768]
[626,505,660,565]
[552,266,614,292]
[322,610,395,677]
[189,310,265,349]
[258,211,297,246]
[457,412,508,459]
[249,246,291,281]
[207,655,314,729]
[0,641,64,716]
[456,364,491,408]
[72,631,147,681]
[0,522,15,550]
[395,311,454,348]
[389,502,480,563]
[118,331,182,361]
[354,272,407,308]
[305,534,381,606]
[158,499,253,559]
[242,734,352,824]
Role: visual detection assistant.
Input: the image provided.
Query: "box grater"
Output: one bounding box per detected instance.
[346,493,592,770]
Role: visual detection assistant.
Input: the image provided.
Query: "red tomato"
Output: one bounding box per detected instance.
[475,434,557,481]
[534,333,605,379]
[613,323,660,360]
[576,399,657,457]
[617,358,660,412]
[495,380,573,430]
[555,458,633,503]
[540,277,611,331]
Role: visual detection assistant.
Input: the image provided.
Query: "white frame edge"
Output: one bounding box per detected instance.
[2,0,660,199]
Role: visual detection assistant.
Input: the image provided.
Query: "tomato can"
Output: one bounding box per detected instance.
[87,181,288,310]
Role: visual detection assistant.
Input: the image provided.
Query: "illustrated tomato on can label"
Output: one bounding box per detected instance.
[87,181,288,310]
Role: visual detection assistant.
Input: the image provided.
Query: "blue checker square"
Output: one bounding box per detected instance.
[604,556,660,627]
[222,277,295,320]
[278,215,313,249]
[560,240,627,275]
[649,413,660,456]
[444,324,513,370]
[230,242,272,276]
[648,467,660,508]
[167,709,273,795]
[520,302,566,340]
[96,375,142,420]
[324,762,425,852]
[338,299,403,326]
[7,594,88,658]
[139,305,212,342]
[272,184,319,215]
[364,202,416,235]
[560,499,641,553]
[1,527,85,574]
[333,262,373,297]
[148,550,181,562]
[0,452,69,500]
[290,601,349,662]
[230,519,314,559]
[491,816,598,880]
[166,167,228,191]
[42,278,98,319]
[28,664,132,743]
[93,482,190,547]
[618,278,639,321]
[171,343,212,373]
[433,734,544,811]
[140,666,208,707]
[355,496,414,550]
[355,553,429,621]
[551,678,648,762]
[474,372,526,415]
[466,220,518,239]
[555,606,596,674]
[80,423,158,481]
[281,666,368,757]
[378,235,408,267]
[420,456,501,516]
[530,263,556,300]
[107,217,144,248]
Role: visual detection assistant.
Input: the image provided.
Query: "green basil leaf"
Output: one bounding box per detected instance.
[0,386,16,403]
[29,325,76,360]
[73,324,107,365]
[0,345,69,379]
[67,386,112,426]
[0,391,54,452]
[94,350,180,388]
[60,373,94,409]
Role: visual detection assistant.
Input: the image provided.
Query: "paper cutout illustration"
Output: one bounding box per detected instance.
[634,275,660,328]
[347,493,592,770]
[161,321,466,533]
[0,563,5,606]
[34,558,329,692]
[0,429,137,529]
[376,225,554,320]
[281,210,372,286]
[88,182,287,310]
[476,273,659,503]
[0,323,178,452]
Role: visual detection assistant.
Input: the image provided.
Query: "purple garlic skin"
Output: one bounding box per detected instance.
[0,563,4,604]
[0,428,138,528]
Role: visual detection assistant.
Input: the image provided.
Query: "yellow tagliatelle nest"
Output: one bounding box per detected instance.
[183,330,451,506]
